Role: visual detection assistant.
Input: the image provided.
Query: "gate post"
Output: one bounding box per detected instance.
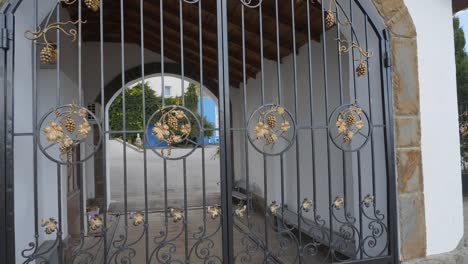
[0,2,15,263]
[217,0,233,263]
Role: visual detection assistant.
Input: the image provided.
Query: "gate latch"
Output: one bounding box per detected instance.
[384,51,391,68]
[0,27,11,50]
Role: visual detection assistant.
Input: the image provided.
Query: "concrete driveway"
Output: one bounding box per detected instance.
[108,139,221,212]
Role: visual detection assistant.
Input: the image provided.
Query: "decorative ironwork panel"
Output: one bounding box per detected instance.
[2,0,397,263]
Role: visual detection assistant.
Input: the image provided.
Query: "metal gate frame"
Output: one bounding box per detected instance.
[0,0,399,263]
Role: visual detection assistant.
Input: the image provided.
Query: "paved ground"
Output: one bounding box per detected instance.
[75,209,331,264]
[99,140,331,263]
[81,140,348,263]
[108,140,222,212]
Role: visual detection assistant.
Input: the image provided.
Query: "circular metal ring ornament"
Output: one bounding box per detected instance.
[37,103,102,165]
[146,105,202,160]
[328,103,371,152]
[247,104,296,156]
[239,0,263,8]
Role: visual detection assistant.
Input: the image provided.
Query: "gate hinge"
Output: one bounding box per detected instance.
[384,51,391,68]
[0,27,12,50]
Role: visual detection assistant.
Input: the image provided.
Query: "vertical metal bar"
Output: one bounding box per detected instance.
[183,158,188,262]
[160,0,169,239]
[56,165,63,263]
[274,0,282,102]
[56,6,61,106]
[78,0,83,105]
[163,160,168,228]
[335,5,349,231]
[139,0,149,262]
[289,2,302,262]
[348,1,364,259]
[120,0,128,228]
[240,2,252,228]
[364,16,376,201]
[259,6,265,103]
[55,6,63,262]
[160,0,165,106]
[3,7,16,262]
[77,0,85,239]
[32,0,39,248]
[217,0,233,262]
[179,0,185,106]
[382,29,399,263]
[305,0,318,226]
[319,0,334,260]
[258,4,270,261]
[99,0,108,261]
[274,0,286,226]
[198,0,207,227]
[0,8,9,264]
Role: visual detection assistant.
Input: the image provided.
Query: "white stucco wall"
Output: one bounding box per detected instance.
[404,0,464,256]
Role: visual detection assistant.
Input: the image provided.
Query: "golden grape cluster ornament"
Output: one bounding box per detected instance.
[41,217,58,235]
[151,107,192,157]
[335,104,365,144]
[89,216,103,231]
[329,103,370,152]
[61,0,100,12]
[333,196,345,209]
[84,0,100,12]
[207,205,221,220]
[131,212,145,226]
[338,40,373,77]
[269,201,281,216]
[40,46,58,64]
[248,104,295,155]
[235,205,247,219]
[41,103,92,162]
[362,194,375,208]
[25,20,84,65]
[302,198,314,212]
[325,11,336,29]
[169,208,184,223]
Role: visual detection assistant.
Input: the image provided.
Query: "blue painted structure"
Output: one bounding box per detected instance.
[198,97,219,145]
[145,97,218,147]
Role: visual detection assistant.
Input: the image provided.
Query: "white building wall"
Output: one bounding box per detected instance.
[404,0,464,256]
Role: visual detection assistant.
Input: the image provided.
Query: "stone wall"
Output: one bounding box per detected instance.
[371,0,426,261]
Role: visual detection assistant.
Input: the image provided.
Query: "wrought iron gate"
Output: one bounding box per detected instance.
[0,0,398,263]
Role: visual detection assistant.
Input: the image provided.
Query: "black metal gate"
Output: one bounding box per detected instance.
[0,0,398,263]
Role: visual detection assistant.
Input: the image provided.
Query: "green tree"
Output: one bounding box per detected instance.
[454,17,468,103]
[185,83,199,111]
[108,81,213,144]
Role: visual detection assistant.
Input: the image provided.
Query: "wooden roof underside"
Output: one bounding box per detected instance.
[69,0,324,87]
[453,0,468,13]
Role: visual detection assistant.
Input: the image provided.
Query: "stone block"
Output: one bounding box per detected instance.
[391,37,420,116]
[397,148,423,194]
[372,0,405,23]
[399,192,426,260]
[395,116,421,148]
[387,6,417,38]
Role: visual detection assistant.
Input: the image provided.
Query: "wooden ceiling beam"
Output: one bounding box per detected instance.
[83,9,261,78]
[73,0,285,60]
[75,2,265,72]
[83,28,244,86]
[82,22,250,84]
